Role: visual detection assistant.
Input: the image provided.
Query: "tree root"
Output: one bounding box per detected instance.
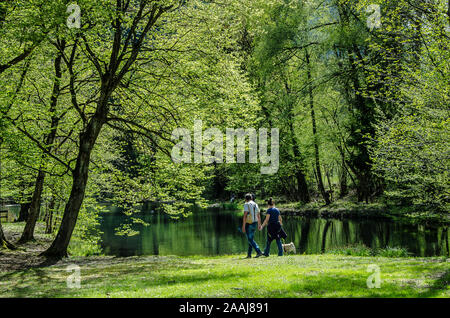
[1,238,17,250]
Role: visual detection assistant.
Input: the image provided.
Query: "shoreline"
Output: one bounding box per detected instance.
[208,201,450,226]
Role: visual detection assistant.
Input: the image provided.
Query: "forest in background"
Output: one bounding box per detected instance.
[0,0,448,257]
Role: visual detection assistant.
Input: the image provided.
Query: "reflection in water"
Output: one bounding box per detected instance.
[99,208,449,257]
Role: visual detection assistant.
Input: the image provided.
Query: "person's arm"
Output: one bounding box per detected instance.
[260,214,270,230]
[256,205,261,229]
[242,211,247,233]
[257,212,261,230]
[255,203,261,229]
[242,203,249,233]
[278,214,283,226]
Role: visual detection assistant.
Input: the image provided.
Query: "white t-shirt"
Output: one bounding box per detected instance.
[244,200,259,223]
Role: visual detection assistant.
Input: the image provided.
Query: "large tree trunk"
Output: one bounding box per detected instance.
[19,43,65,243]
[19,170,45,242]
[305,48,330,205]
[42,106,106,258]
[15,202,30,222]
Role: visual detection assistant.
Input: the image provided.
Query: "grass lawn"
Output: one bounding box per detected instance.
[0,253,448,298]
[1,221,448,298]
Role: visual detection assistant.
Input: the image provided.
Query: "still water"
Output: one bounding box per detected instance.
[99,208,449,257]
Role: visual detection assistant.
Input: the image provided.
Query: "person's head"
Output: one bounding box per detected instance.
[267,197,275,207]
[251,193,256,201]
[245,193,252,202]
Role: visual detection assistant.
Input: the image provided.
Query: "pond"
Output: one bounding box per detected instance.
[99,207,449,257]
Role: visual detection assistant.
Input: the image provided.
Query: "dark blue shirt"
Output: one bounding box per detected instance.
[266,207,280,224]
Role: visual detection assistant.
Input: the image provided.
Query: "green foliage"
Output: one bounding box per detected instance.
[68,199,104,257]
[366,0,450,212]
[1,0,449,253]
[1,0,262,246]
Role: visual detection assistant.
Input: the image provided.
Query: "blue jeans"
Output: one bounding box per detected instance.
[264,236,283,256]
[245,222,261,256]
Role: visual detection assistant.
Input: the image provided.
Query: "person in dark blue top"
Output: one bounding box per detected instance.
[259,198,283,256]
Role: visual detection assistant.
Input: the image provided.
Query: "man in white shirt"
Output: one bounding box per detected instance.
[242,193,263,258]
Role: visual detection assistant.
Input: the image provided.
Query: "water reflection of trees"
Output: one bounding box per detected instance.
[99,210,449,257]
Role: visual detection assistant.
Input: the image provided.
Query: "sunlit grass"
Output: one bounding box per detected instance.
[0,254,448,298]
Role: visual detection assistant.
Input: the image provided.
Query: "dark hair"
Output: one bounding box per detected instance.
[245,193,252,201]
[267,197,275,206]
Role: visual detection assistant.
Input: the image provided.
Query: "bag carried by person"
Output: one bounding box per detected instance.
[268,222,288,240]
[246,213,253,224]
[279,227,287,239]
[245,201,258,224]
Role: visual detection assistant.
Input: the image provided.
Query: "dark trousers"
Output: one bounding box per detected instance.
[263,236,283,256]
[245,222,261,256]
[264,223,283,256]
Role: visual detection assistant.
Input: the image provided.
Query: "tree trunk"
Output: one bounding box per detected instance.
[339,157,348,198]
[19,42,65,243]
[284,80,310,203]
[291,137,310,203]
[19,170,45,242]
[16,202,30,222]
[326,168,333,201]
[313,167,319,193]
[42,106,106,258]
[305,48,330,205]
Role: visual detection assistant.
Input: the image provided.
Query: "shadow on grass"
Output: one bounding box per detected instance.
[0,258,251,298]
[284,274,421,298]
[418,269,450,297]
[0,267,60,297]
[73,266,252,297]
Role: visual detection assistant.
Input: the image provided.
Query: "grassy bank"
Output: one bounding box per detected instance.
[0,253,448,298]
[208,198,449,225]
[276,200,449,225]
